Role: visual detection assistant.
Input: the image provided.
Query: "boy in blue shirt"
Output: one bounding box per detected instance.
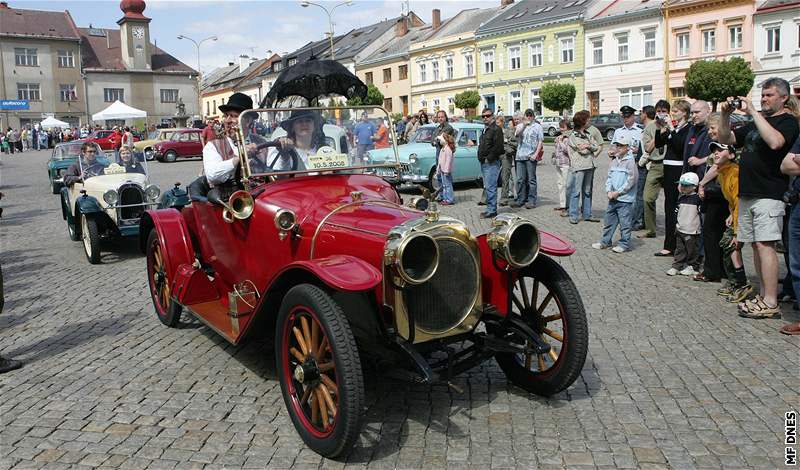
[592,135,638,253]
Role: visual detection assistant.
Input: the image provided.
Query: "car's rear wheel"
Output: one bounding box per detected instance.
[144,148,155,161]
[548,126,558,137]
[494,255,588,396]
[146,229,182,327]
[425,167,440,193]
[164,151,178,163]
[605,129,615,141]
[276,284,363,459]
[51,179,60,194]
[81,214,101,264]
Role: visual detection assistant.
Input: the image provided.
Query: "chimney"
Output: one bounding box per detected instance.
[501,0,514,6]
[395,17,409,37]
[432,9,441,29]
[238,54,249,73]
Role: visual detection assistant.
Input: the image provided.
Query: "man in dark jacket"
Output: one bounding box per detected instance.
[478,107,505,218]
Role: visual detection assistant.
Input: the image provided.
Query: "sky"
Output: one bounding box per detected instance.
[16,0,493,74]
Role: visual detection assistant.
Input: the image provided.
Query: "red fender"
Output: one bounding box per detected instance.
[276,255,382,292]
[140,209,195,283]
[539,230,576,256]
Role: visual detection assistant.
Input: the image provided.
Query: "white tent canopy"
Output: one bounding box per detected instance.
[92,100,147,121]
[40,116,70,129]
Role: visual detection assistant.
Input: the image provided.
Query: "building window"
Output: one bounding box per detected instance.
[273,62,284,72]
[420,99,427,111]
[529,42,543,67]
[766,25,781,53]
[619,86,653,109]
[483,51,494,74]
[399,64,408,80]
[383,98,392,112]
[560,37,574,64]
[676,32,689,57]
[728,25,742,50]
[17,83,40,101]
[365,72,373,85]
[59,84,77,102]
[14,48,38,66]
[616,34,628,62]
[160,89,179,103]
[644,30,656,58]
[419,63,427,83]
[445,58,453,80]
[670,87,686,99]
[508,46,521,70]
[433,98,440,112]
[287,58,297,67]
[432,61,439,81]
[447,97,455,115]
[510,90,521,113]
[591,38,603,65]
[206,101,210,115]
[529,88,542,116]
[702,29,716,53]
[104,88,125,102]
[57,50,75,68]
[464,54,474,76]
[382,68,391,83]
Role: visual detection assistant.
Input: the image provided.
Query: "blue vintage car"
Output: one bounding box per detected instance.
[47,142,104,194]
[365,123,484,190]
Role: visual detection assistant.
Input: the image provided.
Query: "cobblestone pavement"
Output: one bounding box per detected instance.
[1,147,798,469]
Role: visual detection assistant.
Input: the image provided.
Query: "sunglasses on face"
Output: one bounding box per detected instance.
[482,114,493,118]
[85,150,97,154]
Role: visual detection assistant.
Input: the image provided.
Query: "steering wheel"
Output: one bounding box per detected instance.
[267,145,300,172]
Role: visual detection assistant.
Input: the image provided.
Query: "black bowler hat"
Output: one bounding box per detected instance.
[219,92,253,113]
[280,109,321,132]
[620,105,636,116]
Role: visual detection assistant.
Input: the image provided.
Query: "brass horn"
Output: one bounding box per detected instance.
[221,190,255,224]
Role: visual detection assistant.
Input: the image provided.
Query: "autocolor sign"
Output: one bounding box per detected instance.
[0,100,30,110]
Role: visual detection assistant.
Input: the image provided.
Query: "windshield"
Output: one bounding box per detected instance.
[53,142,102,161]
[79,149,148,180]
[236,106,398,179]
[411,126,436,144]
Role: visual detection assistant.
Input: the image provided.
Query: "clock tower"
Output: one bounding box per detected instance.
[117,0,151,70]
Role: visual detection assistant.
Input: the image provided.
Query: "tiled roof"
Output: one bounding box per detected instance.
[477,0,593,37]
[79,28,195,74]
[201,64,238,89]
[589,0,663,23]
[757,0,800,10]
[0,5,80,40]
[427,7,502,41]
[319,17,398,61]
[361,24,436,65]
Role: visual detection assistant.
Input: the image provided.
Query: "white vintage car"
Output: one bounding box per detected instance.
[60,156,165,264]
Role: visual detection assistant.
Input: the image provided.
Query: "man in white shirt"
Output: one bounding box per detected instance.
[203,93,253,186]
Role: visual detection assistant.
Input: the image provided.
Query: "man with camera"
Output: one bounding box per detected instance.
[717,77,800,319]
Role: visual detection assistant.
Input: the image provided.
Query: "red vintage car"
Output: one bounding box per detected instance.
[82,129,140,151]
[152,129,204,162]
[140,106,588,458]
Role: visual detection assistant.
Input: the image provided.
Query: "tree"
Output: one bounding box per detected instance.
[347,84,384,107]
[684,57,754,110]
[540,82,576,117]
[454,90,481,116]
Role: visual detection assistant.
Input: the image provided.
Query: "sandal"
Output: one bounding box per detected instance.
[738,297,781,319]
[738,295,762,312]
[692,273,719,282]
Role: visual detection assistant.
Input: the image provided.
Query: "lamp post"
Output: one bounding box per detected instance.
[177,34,218,120]
[300,0,353,60]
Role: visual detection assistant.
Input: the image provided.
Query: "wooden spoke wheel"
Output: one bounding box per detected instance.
[145,229,181,327]
[276,284,363,459]
[495,255,588,396]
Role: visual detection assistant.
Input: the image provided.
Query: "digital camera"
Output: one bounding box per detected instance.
[727,99,744,110]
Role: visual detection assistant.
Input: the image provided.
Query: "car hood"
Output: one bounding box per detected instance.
[83,173,148,192]
[368,142,432,164]
[134,138,162,150]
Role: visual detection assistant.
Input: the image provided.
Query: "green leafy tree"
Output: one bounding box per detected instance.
[454,90,481,116]
[347,84,384,107]
[540,82,576,117]
[684,57,754,110]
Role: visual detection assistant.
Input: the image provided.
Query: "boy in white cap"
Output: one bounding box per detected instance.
[667,172,703,275]
[591,134,638,253]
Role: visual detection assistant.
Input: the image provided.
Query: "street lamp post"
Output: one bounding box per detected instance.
[177,34,218,120]
[300,0,353,60]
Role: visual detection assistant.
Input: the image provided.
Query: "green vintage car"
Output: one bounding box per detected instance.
[365,123,483,190]
[47,142,104,194]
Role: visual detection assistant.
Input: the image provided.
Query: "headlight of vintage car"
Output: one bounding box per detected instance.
[274,209,296,231]
[486,214,540,268]
[385,231,439,285]
[145,185,161,201]
[408,153,417,164]
[103,189,118,205]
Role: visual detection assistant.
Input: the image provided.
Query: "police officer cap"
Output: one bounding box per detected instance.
[620,105,636,116]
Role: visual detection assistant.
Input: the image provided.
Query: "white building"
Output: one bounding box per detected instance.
[583,0,665,115]
[751,0,800,105]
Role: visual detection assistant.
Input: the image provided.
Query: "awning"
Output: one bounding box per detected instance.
[39,116,70,129]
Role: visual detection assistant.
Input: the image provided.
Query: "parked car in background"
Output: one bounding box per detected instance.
[81,130,141,152]
[152,129,203,162]
[366,123,483,189]
[134,128,177,161]
[729,112,753,131]
[538,116,563,136]
[48,142,104,194]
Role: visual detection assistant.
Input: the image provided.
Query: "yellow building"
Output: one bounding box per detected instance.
[476,0,592,117]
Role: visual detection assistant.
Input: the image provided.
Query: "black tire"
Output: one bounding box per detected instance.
[164,151,178,163]
[51,181,60,194]
[146,229,182,327]
[67,208,81,241]
[81,214,101,264]
[276,284,363,459]
[548,126,558,137]
[605,129,615,141]
[0,264,4,314]
[495,255,588,396]
[144,148,155,161]
[425,167,440,192]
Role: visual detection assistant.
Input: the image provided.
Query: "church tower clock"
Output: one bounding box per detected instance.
[118,0,151,70]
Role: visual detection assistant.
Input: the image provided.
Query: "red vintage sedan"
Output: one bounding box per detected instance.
[82,129,140,151]
[140,106,588,458]
[152,129,203,162]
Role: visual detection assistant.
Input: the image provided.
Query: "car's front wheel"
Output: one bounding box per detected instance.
[548,126,558,137]
[425,167,441,193]
[146,230,182,327]
[494,255,588,396]
[164,150,178,163]
[144,148,155,161]
[605,129,615,141]
[276,284,363,459]
[81,214,101,264]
